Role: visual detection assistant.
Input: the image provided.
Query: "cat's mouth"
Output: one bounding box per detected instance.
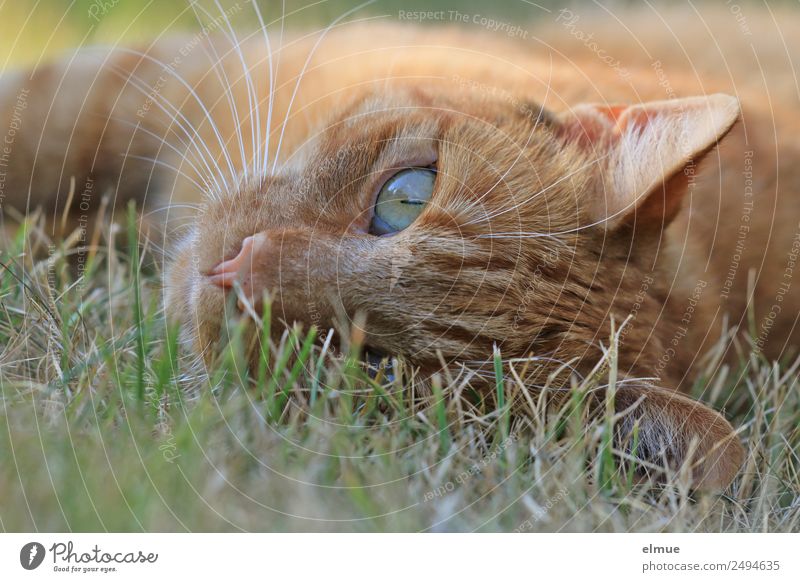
[364,347,395,382]
[206,235,395,382]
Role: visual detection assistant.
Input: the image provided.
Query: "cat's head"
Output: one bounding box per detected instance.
[167,86,738,378]
[164,86,743,489]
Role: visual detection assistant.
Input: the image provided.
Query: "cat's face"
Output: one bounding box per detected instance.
[164,84,744,489]
[167,87,587,373]
[166,85,739,381]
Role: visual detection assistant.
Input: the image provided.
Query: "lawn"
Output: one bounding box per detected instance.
[1,206,797,532]
[1,0,798,533]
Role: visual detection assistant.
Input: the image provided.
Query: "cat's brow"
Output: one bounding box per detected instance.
[463,151,612,227]
[458,55,555,219]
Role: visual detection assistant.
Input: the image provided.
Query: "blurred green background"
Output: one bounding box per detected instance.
[0,0,650,68]
[2,0,784,69]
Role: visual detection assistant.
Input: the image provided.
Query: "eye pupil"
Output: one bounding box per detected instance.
[369,167,436,236]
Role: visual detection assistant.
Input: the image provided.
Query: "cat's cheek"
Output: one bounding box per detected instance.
[250,231,375,318]
[165,232,225,361]
[192,284,227,362]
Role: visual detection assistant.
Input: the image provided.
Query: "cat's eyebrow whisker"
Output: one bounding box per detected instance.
[271,3,383,175]
[464,151,612,227]
[111,47,239,185]
[481,204,637,239]
[106,63,230,195]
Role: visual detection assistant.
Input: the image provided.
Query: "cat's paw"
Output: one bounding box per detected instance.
[613,385,744,491]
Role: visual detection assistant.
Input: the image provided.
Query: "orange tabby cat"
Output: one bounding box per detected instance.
[3,7,798,490]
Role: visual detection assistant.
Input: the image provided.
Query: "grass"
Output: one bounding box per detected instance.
[0,208,798,532]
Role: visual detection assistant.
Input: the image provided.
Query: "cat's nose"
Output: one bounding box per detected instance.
[207,235,257,288]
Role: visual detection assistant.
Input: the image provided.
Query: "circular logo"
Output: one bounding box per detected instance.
[20,542,46,570]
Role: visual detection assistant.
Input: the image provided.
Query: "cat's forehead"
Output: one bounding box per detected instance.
[337,84,544,123]
[339,88,438,125]
[288,92,444,172]
[315,85,552,162]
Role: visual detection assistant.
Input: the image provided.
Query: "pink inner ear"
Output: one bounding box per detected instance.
[556,94,740,230]
[559,108,615,146]
[558,103,637,146]
[593,104,629,124]
[614,107,656,136]
[592,104,657,140]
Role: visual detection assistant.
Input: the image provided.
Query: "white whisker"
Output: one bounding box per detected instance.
[125,154,209,194]
[106,62,230,195]
[187,1,251,184]
[211,0,260,180]
[190,0,255,181]
[111,46,239,184]
[109,117,218,195]
[251,0,283,177]
[271,2,382,174]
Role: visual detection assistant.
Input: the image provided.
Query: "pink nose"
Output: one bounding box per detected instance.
[207,235,256,288]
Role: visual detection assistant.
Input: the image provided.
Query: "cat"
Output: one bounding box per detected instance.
[2,7,798,491]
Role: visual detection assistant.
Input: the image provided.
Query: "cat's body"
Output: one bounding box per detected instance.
[3,11,799,489]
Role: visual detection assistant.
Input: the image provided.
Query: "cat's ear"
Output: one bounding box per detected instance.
[557,94,740,230]
[614,385,744,490]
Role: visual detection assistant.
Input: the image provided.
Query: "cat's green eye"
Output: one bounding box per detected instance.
[369,168,436,235]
